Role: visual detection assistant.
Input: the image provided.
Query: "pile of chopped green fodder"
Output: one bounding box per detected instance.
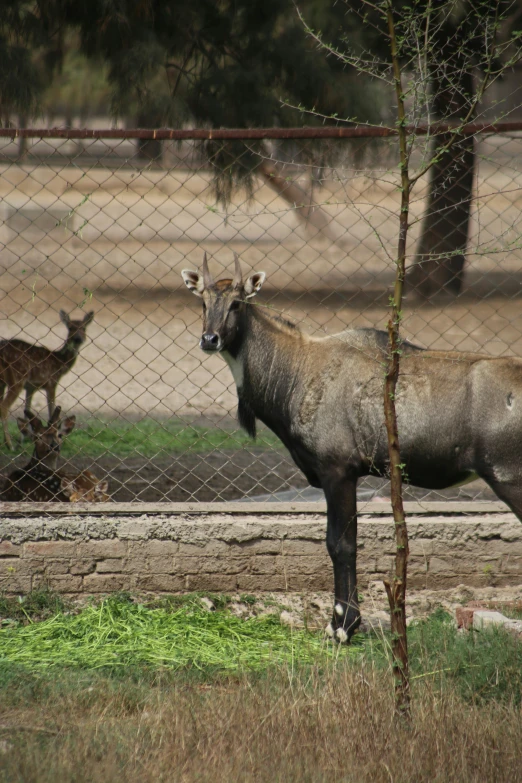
[0,596,357,672]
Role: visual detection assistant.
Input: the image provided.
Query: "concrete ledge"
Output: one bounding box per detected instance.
[1,512,521,595]
[0,500,510,517]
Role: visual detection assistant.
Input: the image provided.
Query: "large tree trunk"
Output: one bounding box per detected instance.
[407,71,475,297]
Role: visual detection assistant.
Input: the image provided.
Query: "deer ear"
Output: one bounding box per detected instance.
[59,310,70,326]
[17,417,31,436]
[83,311,94,325]
[244,272,266,299]
[22,410,42,434]
[60,416,76,436]
[181,269,205,297]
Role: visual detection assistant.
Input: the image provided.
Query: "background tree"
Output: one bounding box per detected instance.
[300,0,522,295]
[405,1,522,296]
[0,0,384,228]
[3,1,521,289]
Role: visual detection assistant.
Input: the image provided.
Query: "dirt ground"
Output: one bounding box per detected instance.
[0,446,499,502]
[201,584,522,630]
[0,141,521,501]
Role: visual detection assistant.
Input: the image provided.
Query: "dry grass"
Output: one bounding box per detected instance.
[0,662,520,782]
[1,599,521,781]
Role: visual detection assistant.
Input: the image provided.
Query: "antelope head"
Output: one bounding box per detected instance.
[181,253,265,353]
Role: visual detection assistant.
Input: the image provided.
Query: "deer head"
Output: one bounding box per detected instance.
[17,406,76,470]
[60,310,95,350]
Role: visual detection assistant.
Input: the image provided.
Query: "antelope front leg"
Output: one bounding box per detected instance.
[324,475,360,643]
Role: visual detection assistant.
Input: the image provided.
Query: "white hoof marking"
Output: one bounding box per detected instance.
[325,623,335,638]
[335,628,348,643]
[334,603,344,616]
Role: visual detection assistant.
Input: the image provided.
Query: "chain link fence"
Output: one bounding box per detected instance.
[0,126,521,504]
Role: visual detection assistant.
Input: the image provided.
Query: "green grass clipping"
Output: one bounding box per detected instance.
[0,596,351,672]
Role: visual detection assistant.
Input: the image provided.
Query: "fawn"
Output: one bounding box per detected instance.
[0,407,109,502]
[0,310,94,449]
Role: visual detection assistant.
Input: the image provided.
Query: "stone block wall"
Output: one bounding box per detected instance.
[0,512,521,596]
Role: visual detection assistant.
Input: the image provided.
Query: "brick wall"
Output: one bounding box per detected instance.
[1,512,521,595]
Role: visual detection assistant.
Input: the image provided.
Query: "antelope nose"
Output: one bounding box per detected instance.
[200,332,221,351]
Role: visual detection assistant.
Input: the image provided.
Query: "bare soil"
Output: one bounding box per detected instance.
[0,447,499,502]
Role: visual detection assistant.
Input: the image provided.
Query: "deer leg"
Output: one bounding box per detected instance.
[0,382,24,450]
[24,383,36,416]
[323,473,360,643]
[46,385,57,423]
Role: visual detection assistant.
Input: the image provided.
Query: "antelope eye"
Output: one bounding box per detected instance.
[229,300,241,312]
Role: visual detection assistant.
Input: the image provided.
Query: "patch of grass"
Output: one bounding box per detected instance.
[364,608,522,704]
[0,418,282,459]
[0,589,71,626]
[0,598,521,781]
[1,594,521,707]
[0,595,354,673]
[148,592,233,612]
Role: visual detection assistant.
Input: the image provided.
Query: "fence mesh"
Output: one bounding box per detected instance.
[0,128,521,504]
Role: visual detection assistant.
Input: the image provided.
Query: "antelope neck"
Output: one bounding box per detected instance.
[223,306,302,405]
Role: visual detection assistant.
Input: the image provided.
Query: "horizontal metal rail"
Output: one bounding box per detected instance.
[1,122,522,140]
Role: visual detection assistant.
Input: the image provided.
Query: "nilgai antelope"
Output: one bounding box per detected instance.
[0,407,109,502]
[0,310,94,449]
[183,253,522,642]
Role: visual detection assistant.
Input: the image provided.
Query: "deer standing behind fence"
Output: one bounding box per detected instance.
[0,407,109,502]
[182,253,522,643]
[0,310,94,449]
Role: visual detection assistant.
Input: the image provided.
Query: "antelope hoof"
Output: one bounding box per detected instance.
[325,604,361,644]
[325,623,350,644]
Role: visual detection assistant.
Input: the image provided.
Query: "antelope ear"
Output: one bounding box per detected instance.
[83,311,95,325]
[244,272,266,299]
[59,310,70,326]
[60,416,76,436]
[181,269,205,297]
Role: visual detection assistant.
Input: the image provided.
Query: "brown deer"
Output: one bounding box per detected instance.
[0,407,109,502]
[0,310,94,449]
